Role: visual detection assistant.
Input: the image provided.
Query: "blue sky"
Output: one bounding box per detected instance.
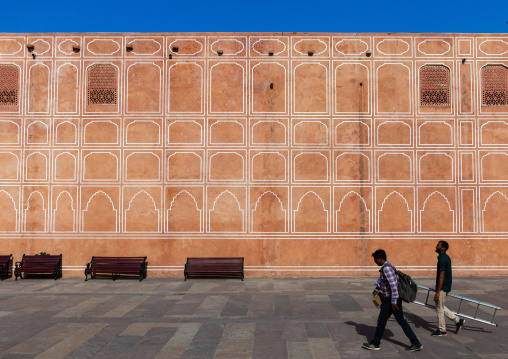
[2,0,507,33]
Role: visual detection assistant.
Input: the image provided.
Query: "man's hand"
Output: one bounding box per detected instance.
[391,303,399,311]
[373,289,379,296]
[434,291,440,302]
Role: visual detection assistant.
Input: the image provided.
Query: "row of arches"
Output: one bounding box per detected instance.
[2,150,508,182]
[2,62,506,114]
[6,119,508,148]
[1,189,507,233]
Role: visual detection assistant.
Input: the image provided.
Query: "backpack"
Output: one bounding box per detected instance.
[383,264,418,303]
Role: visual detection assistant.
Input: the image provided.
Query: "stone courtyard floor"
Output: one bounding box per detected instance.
[0,276,506,358]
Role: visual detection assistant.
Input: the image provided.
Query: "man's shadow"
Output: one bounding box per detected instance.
[404,312,492,334]
[345,320,409,348]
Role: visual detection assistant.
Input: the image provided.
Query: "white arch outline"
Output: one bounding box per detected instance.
[0,151,20,181]
[482,191,508,232]
[418,121,453,146]
[419,152,454,182]
[251,191,287,233]
[251,120,287,146]
[25,151,48,181]
[27,62,50,114]
[335,152,371,182]
[54,152,77,181]
[209,62,245,114]
[56,62,79,114]
[167,190,202,233]
[480,152,508,182]
[334,62,370,114]
[480,121,508,146]
[377,191,413,233]
[293,62,329,114]
[53,191,75,232]
[251,62,287,114]
[209,190,245,233]
[124,190,160,233]
[0,189,18,232]
[210,120,245,145]
[294,152,329,182]
[376,63,412,114]
[335,120,370,146]
[167,152,203,182]
[24,191,47,232]
[377,152,413,182]
[126,62,162,114]
[55,121,77,145]
[26,120,49,145]
[251,151,287,182]
[294,191,329,233]
[168,62,204,114]
[167,120,203,145]
[82,152,119,182]
[0,120,20,145]
[125,152,161,182]
[335,191,371,233]
[209,152,244,182]
[126,120,161,145]
[82,190,118,232]
[83,120,119,145]
[294,120,329,146]
[376,120,412,146]
[419,191,455,233]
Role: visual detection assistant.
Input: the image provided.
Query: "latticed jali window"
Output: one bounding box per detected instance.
[87,64,118,105]
[482,65,508,106]
[420,65,450,106]
[0,64,20,106]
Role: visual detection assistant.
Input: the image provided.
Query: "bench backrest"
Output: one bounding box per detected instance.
[186,257,244,266]
[0,255,13,268]
[90,256,146,265]
[21,254,61,266]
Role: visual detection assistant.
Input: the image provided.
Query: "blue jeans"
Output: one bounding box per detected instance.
[372,297,420,346]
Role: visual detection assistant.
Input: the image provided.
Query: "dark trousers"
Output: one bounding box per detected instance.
[372,297,420,346]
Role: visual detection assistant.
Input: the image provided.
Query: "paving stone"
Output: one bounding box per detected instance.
[305,322,329,338]
[0,278,505,358]
[98,336,140,355]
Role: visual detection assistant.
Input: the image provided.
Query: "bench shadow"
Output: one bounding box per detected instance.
[344,320,408,348]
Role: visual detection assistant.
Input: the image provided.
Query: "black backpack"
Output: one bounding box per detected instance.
[383,264,418,303]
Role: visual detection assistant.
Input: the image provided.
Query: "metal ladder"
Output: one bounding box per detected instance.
[413,285,501,327]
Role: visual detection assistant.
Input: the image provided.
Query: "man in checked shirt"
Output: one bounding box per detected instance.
[362,249,423,352]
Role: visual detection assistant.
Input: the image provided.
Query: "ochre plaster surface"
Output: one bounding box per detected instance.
[1,33,508,277]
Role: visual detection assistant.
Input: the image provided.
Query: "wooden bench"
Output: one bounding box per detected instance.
[184,257,244,281]
[14,254,62,280]
[85,256,147,282]
[0,254,13,281]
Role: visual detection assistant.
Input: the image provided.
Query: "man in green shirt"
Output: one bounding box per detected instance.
[432,241,465,336]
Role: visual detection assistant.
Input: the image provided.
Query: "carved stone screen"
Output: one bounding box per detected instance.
[1,33,508,277]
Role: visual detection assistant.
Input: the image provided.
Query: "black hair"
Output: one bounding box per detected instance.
[372,249,386,260]
[439,241,449,251]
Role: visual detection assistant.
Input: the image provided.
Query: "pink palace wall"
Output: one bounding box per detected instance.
[1,33,508,277]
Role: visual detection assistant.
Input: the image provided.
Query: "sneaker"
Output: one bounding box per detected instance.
[362,343,380,350]
[405,343,423,352]
[431,330,447,336]
[456,319,465,334]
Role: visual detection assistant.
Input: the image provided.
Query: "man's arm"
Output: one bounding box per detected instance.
[434,270,445,302]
